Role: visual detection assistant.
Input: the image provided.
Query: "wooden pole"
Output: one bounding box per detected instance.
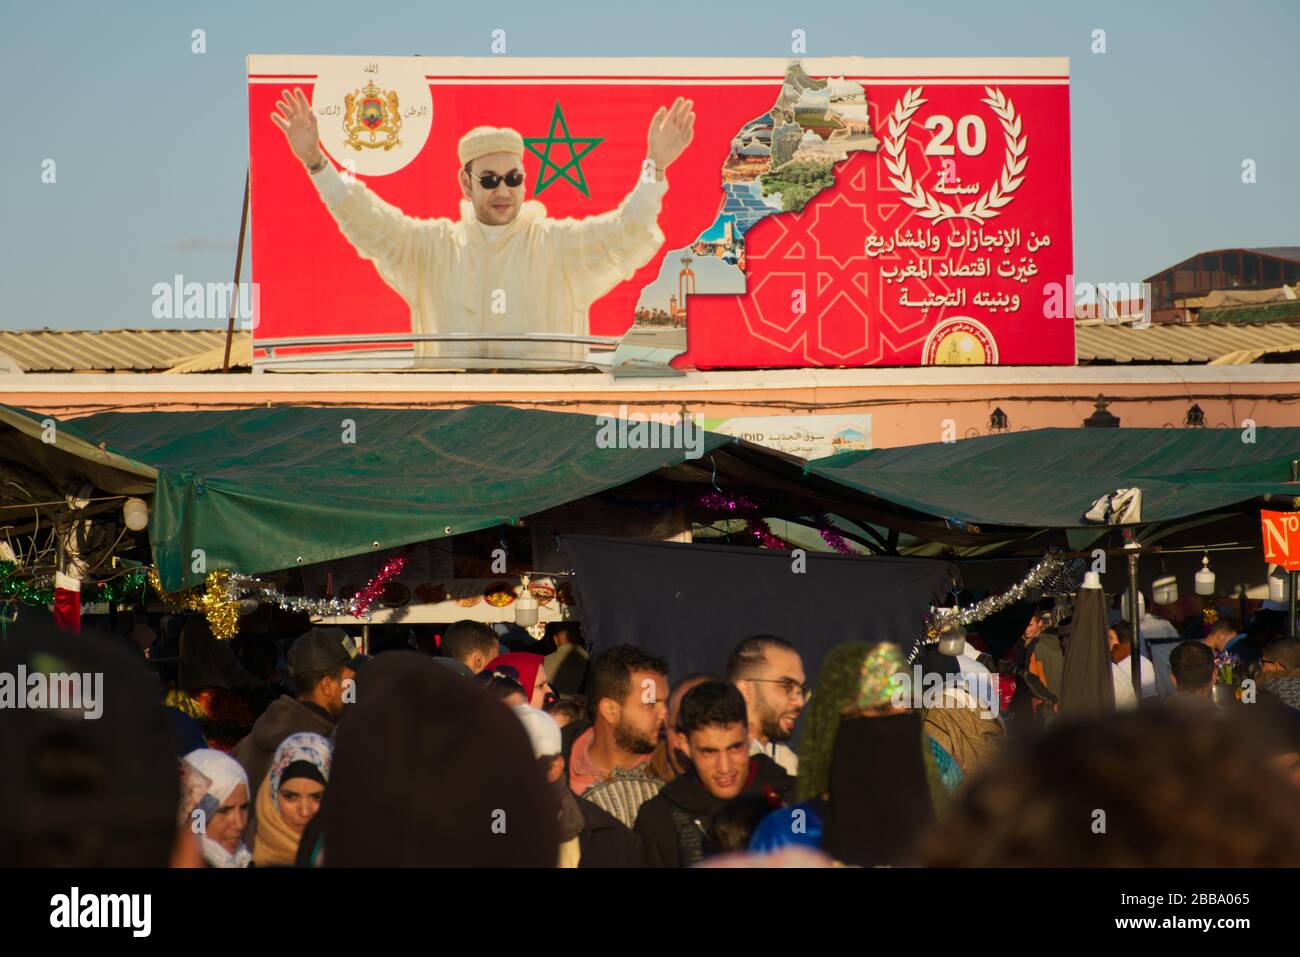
[223,169,251,374]
[1291,460,1299,638]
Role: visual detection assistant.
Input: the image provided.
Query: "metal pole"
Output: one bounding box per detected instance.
[1128,548,1142,704]
[223,169,251,374]
[1291,460,1299,638]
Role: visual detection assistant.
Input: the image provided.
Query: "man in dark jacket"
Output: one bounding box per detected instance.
[232,627,365,795]
[635,681,792,867]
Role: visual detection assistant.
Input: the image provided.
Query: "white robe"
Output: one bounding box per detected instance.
[309,164,668,367]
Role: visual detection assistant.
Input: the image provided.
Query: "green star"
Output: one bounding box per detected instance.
[524,102,604,197]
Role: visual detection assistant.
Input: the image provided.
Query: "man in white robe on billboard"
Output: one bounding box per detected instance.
[270,88,694,367]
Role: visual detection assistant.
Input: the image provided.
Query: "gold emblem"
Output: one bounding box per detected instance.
[343,79,402,151]
[922,318,999,365]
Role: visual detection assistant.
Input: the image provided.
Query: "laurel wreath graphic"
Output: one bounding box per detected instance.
[881,86,1027,223]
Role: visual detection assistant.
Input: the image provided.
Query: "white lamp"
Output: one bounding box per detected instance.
[515,576,538,627]
[1269,564,1290,603]
[1194,555,1216,596]
[123,497,149,531]
[1152,575,1178,606]
[933,606,966,656]
[1121,589,1146,621]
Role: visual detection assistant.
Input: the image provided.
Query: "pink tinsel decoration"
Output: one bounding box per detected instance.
[816,513,856,555]
[748,518,790,550]
[350,554,408,617]
[697,491,758,513]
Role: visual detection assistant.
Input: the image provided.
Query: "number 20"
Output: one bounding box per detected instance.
[924,115,987,156]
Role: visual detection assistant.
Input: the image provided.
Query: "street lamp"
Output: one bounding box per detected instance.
[1083,395,1121,428]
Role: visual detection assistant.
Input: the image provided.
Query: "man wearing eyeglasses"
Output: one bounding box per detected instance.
[270,88,693,367]
[726,635,807,776]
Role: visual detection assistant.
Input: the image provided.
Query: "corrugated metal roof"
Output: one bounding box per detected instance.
[0,329,233,373]
[164,334,252,373]
[1076,322,1300,364]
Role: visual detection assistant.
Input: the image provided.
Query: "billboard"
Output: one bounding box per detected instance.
[248,56,1073,372]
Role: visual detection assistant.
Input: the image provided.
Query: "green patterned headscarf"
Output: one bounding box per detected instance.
[796,642,907,803]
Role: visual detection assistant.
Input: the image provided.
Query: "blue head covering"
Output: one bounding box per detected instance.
[748,800,825,854]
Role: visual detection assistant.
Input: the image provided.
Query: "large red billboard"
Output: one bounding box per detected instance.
[248,56,1073,371]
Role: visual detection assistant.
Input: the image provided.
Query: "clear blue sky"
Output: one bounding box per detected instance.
[2,0,1296,331]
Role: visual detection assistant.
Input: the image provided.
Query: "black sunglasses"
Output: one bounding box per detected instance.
[466,169,524,189]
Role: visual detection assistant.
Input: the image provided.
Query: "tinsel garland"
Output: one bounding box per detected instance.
[0,561,55,606]
[1202,598,1219,625]
[815,512,856,556]
[696,494,856,553]
[699,491,759,513]
[149,568,241,640]
[909,551,1066,662]
[228,573,354,618]
[747,518,790,550]
[228,558,409,621]
[0,561,149,609]
[349,554,407,617]
[90,567,150,603]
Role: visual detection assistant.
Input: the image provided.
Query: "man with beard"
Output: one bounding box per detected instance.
[728,636,806,775]
[635,681,793,867]
[568,645,669,796]
[582,672,714,829]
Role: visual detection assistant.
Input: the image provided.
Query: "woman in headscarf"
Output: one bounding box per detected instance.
[182,748,253,868]
[796,642,961,867]
[252,732,332,867]
[483,652,556,710]
[916,644,1005,779]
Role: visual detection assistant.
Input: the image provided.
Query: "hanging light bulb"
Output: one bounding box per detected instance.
[1195,554,1216,596]
[1121,588,1145,622]
[123,497,149,531]
[1152,574,1178,606]
[934,607,967,656]
[515,575,538,627]
[1269,564,1290,604]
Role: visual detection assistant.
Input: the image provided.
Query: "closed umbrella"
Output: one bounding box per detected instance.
[1058,577,1115,717]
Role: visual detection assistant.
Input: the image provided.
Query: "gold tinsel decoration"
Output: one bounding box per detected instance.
[1202,599,1219,625]
[148,568,241,640]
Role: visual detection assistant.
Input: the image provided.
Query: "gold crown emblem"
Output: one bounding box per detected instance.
[343,79,402,151]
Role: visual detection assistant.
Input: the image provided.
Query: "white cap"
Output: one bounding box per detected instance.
[458,126,525,167]
[512,705,561,759]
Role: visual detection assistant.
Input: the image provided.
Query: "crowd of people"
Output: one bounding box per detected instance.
[3,589,1300,868]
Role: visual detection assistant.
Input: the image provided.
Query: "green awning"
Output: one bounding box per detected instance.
[806,427,1300,530]
[23,405,735,591]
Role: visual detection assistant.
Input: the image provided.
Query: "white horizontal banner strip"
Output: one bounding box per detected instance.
[247,54,1069,77]
[250,77,1068,86]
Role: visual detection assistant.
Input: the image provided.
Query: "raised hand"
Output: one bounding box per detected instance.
[270,87,323,167]
[646,97,695,172]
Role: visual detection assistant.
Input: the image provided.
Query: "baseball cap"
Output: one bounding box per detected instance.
[288,627,369,675]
